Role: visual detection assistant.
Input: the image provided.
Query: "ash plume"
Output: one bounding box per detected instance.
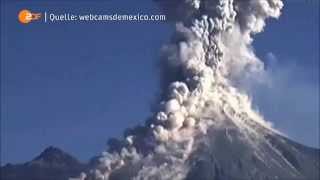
[72,0,286,179]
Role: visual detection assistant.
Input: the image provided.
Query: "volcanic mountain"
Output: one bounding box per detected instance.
[2,0,319,180]
[74,0,319,179]
[2,126,318,180]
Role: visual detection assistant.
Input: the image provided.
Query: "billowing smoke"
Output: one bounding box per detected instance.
[72,0,284,179]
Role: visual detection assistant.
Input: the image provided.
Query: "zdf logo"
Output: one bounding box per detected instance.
[18,9,41,24]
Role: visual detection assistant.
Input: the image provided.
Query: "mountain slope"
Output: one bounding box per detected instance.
[1,133,318,180]
[102,116,319,180]
[1,146,87,180]
[185,125,320,180]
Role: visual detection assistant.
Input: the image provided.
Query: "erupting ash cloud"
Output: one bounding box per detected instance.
[73,0,284,179]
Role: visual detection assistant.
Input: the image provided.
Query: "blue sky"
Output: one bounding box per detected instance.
[1,0,319,164]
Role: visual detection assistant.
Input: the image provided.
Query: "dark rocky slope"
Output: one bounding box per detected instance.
[1,146,87,180]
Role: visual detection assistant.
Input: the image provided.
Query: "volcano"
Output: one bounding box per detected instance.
[74,0,319,179]
[78,110,319,180]
[2,0,319,180]
[1,135,318,180]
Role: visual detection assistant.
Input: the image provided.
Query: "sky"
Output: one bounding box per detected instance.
[1,0,319,165]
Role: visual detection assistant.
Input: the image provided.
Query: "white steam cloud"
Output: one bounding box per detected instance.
[72,0,284,179]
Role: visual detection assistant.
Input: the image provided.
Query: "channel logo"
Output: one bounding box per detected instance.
[18,9,41,24]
